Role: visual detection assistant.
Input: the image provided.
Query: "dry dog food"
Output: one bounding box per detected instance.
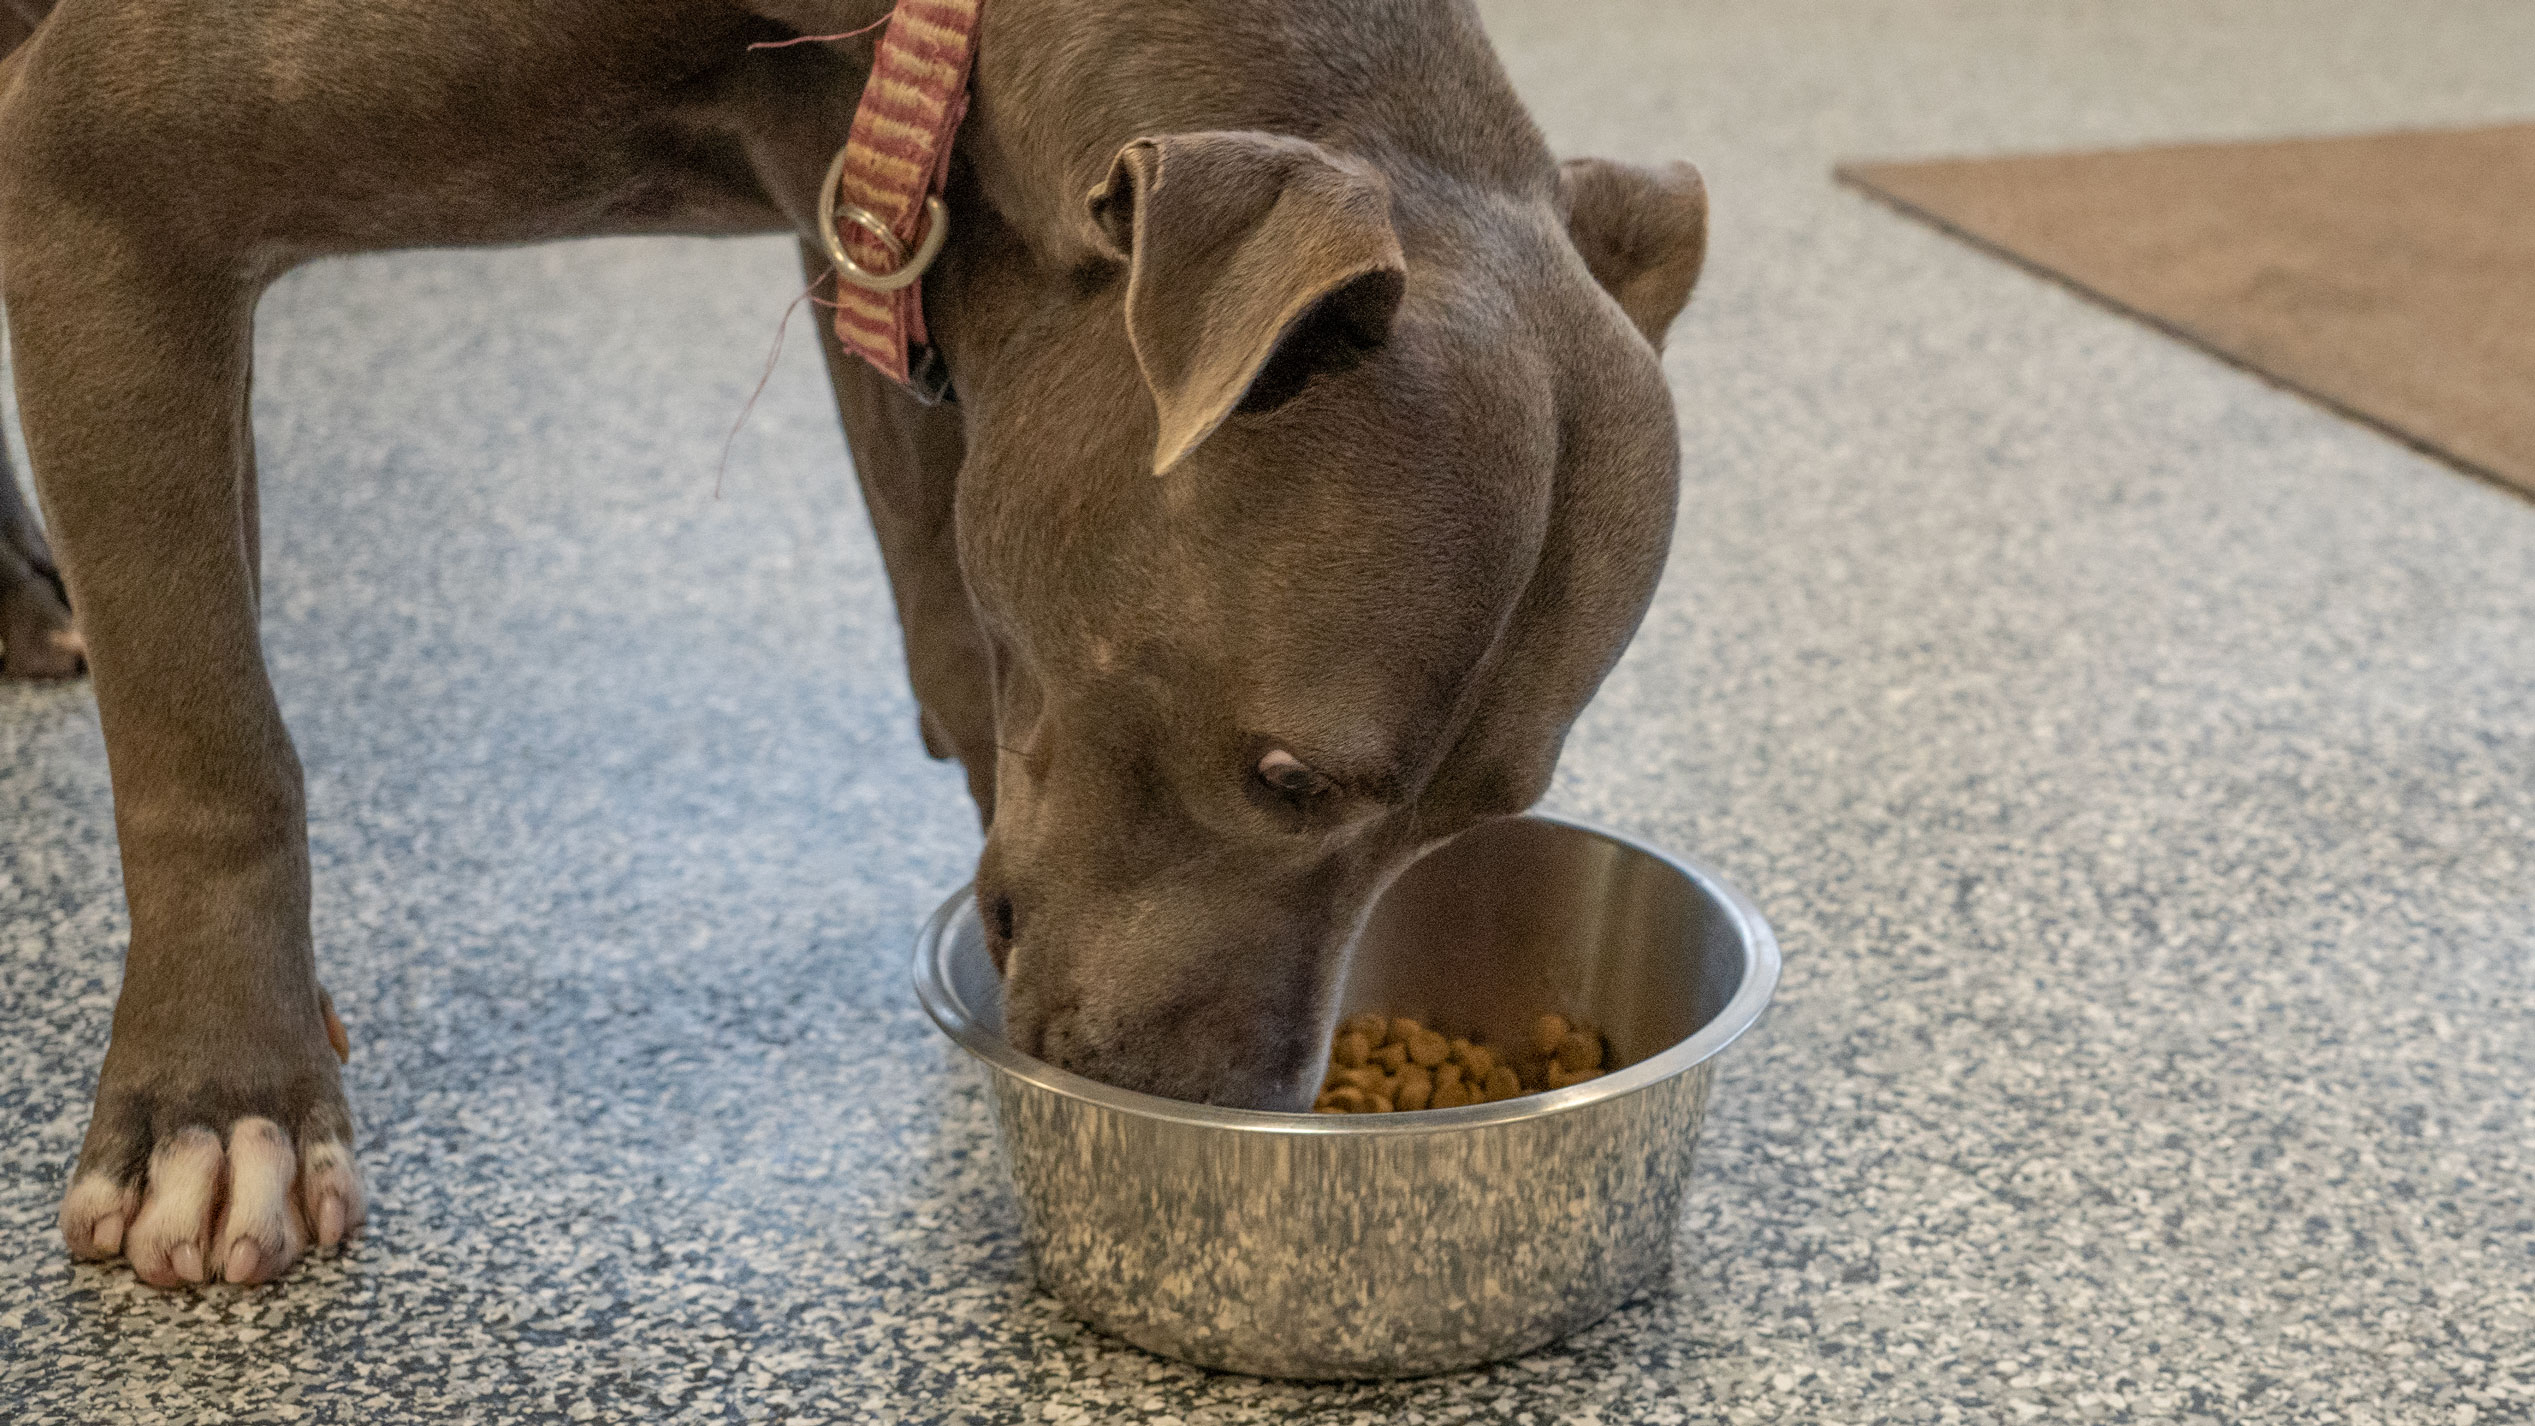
[1312,1012,1611,1112]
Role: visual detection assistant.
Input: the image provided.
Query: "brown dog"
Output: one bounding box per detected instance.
[1,0,1706,1288]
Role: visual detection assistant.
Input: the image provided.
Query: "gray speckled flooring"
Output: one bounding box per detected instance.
[5,1,2533,1422]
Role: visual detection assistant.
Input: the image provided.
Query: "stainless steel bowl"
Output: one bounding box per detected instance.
[912,812,1780,1379]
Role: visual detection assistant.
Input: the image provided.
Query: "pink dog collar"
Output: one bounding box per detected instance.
[819,0,980,400]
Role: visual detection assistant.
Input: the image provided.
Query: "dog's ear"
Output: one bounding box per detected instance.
[1088,132,1407,474]
[1557,157,1708,350]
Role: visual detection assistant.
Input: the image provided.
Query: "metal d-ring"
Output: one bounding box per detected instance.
[819,145,949,293]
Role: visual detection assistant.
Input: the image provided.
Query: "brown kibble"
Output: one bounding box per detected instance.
[1547,1063,1604,1090]
[1531,1014,1571,1057]
[1555,1029,1604,1074]
[1395,1065,1434,1110]
[1320,1009,1606,1113]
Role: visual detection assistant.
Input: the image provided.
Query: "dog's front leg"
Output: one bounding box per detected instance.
[798,243,1001,822]
[6,199,360,1286]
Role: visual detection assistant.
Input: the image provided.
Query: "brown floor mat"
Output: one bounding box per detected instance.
[1839,123,2535,500]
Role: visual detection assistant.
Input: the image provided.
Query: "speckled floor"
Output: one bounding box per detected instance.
[5,2,2532,1422]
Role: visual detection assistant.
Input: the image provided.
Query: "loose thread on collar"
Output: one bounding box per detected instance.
[746,9,896,51]
[716,273,831,499]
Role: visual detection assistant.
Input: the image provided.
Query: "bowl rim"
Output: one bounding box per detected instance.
[910,811,1782,1135]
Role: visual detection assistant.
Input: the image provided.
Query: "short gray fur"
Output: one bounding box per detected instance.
[3,0,2531,1421]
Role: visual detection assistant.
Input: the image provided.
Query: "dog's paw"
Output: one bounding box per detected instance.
[0,511,83,680]
[59,1121,363,1286]
[61,1121,366,1288]
[59,997,364,1287]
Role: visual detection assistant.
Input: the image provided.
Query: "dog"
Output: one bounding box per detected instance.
[0,0,1706,1288]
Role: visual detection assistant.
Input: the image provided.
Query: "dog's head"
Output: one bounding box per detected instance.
[934,130,1706,1108]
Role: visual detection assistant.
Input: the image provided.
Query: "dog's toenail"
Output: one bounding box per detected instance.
[224,1242,262,1284]
[172,1242,205,1283]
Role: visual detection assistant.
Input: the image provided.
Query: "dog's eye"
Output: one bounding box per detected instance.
[1256,748,1335,803]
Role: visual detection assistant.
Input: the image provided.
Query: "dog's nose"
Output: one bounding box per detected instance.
[984,891,1018,974]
